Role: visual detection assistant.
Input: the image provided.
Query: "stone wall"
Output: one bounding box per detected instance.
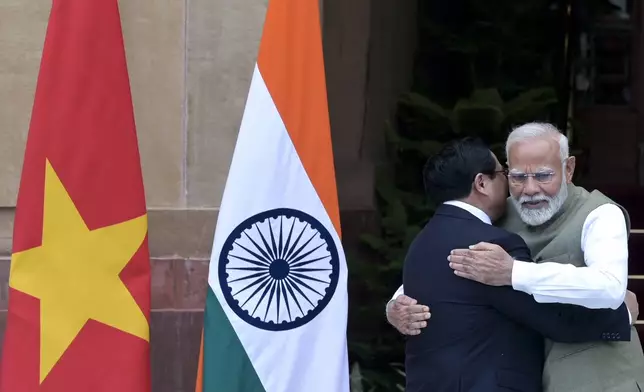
[0,0,417,390]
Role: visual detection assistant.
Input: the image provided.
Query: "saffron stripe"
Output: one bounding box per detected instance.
[256,0,341,237]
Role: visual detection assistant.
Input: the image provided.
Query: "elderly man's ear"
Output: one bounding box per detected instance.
[565,156,576,183]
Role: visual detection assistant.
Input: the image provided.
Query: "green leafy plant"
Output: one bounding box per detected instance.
[400,87,557,137]
[349,362,406,392]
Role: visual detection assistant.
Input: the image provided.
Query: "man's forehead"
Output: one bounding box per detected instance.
[507,138,559,167]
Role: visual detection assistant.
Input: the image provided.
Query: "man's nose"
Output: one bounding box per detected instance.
[522,177,540,195]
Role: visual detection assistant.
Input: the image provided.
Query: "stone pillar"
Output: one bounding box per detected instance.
[322,0,417,250]
[323,0,417,212]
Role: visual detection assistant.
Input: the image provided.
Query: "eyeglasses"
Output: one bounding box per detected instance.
[507,171,555,185]
[483,169,508,177]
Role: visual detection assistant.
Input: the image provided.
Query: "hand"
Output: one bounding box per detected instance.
[625,290,639,324]
[447,242,514,286]
[386,295,431,335]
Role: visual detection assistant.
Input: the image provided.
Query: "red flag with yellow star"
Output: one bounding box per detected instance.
[0,0,151,391]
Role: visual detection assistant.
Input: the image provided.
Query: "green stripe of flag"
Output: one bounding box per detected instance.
[202,286,266,392]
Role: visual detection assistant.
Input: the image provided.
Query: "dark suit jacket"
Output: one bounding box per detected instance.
[403,204,631,392]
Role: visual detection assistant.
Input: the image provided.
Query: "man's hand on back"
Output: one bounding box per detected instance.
[386,295,431,335]
[625,290,639,324]
[448,242,514,286]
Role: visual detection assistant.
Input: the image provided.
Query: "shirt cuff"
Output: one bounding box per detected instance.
[385,298,394,318]
[511,260,535,295]
[392,285,404,301]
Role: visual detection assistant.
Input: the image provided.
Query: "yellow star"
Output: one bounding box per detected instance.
[8,159,149,383]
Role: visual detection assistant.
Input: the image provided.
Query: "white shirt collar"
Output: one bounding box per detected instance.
[444,200,492,225]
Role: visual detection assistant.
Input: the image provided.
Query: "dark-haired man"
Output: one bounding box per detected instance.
[402,137,632,392]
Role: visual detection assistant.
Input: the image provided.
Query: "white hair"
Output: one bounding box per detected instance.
[505,122,569,162]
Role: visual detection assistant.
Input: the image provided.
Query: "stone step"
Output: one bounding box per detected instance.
[628,276,644,296]
[628,233,644,336]
[628,277,644,331]
[629,232,644,275]
[635,324,644,341]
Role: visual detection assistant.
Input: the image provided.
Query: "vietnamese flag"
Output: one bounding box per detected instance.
[0,0,151,391]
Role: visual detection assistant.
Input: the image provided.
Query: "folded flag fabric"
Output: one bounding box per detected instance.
[0,0,151,390]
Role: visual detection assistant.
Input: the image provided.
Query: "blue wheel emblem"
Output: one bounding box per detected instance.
[218,208,340,331]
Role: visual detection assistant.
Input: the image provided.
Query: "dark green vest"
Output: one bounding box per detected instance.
[500,184,644,392]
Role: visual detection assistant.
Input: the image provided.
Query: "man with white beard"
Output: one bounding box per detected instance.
[386,123,644,391]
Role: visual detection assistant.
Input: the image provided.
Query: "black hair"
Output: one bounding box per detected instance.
[422,137,498,204]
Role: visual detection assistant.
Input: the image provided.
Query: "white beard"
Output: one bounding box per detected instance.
[510,176,568,226]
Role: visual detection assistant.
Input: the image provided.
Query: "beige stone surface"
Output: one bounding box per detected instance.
[0,0,186,208]
[0,208,13,257]
[0,0,50,207]
[0,207,217,258]
[147,208,217,258]
[186,0,268,207]
[120,0,185,207]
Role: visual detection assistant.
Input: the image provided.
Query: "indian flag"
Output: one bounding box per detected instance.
[194,0,349,391]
